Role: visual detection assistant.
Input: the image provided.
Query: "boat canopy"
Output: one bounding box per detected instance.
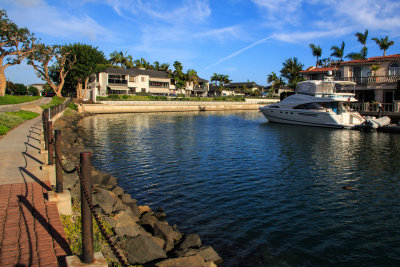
[296,80,356,94]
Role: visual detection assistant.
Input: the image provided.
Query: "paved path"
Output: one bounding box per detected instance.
[0,98,71,266]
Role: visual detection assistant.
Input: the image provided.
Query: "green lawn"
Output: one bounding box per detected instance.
[40,96,65,109]
[0,95,41,105]
[0,110,39,135]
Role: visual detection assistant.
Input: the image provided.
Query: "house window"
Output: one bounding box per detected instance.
[141,88,146,93]
[129,76,137,82]
[389,62,400,76]
[108,74,127,85]
[141,77,146,82]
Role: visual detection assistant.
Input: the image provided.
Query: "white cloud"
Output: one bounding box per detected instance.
[2,0,116,42]
[194,26,242,42]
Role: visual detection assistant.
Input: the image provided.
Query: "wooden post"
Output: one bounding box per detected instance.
[48,121,54,165]
[55,130,63,193]
[80,152,94,263]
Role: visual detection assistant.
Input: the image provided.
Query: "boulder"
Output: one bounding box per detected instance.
[121,194,136,203]
[140,214,158,229]
[139,205,152,214]
[112,198,127,213]
[91,169,117,188]
[112,186,124,196]
[63,172,78,190]
[179,234,202,250]
[151,236,165,249]
[155,254,214,267]
[113,211,148,237]
[183,246,223,265]
[122,198,140,217]
[154,211,167,221]
[92,188,119,215]
[154,222,182,252]
[125,235,167,265]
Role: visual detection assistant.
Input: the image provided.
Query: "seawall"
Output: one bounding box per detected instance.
[79,100,278,114]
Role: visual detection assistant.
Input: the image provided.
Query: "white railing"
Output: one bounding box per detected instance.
[349,102,400,113]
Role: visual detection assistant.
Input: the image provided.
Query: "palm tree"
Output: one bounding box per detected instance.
[309,44,322,67]
[345,52,364,60]
[372,36,394,56]
[267,72,284,96]
[153,61,160,71]
[355,29,368,59]
[186,69,199,86]
[280,57,304,89]
[330,41,345,61]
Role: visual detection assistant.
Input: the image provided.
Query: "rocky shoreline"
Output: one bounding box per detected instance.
[54,109,222,266]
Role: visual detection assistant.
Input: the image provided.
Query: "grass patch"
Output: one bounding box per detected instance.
[41,96,65,110]
[61,202,135,266]
[97,95,245,102]
[0,95,41,105]
[0,110,39,135]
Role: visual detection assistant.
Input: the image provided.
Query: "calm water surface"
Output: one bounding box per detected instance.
[78,111,400,266]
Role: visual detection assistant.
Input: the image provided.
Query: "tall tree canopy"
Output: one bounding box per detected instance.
[65,43,107,100]
[0,9,36,96]
[372,36,394,56]
[210,73,231,92]
[330,41,345,61]
[280,57,304,89]
[309,44,322,67]
[28,44,76,97]
[355,29,368,59]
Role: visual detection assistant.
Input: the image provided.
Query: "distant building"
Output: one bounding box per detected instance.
[86,67,209,100]
[27,83,46,95]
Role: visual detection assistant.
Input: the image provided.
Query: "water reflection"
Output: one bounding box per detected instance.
[79,111,400,266]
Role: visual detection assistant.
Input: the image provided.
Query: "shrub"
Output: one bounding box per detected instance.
[67,102,78,111]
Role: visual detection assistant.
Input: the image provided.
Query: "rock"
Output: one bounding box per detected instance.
[91,169,117,188]
[112,186,124,196]
[125,235,167,264]
[112,198,127,213]
[155,254,213,267]
[140,214,158,229]
[157,206,164,212]
[70,183,81,203]
[184,246,223,265]
[151,236,165,249]
[113,211,148,237]
[102,216,117,228]
[179,234,202,250]
[154,222,182,252]
[139,205,152,214]
[124,200,141,217]
[63,172,78,190]
[92,188,119,215]
[154,211,167,221]
[121,193,135,203]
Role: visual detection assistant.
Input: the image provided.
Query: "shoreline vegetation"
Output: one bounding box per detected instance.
[97,94,247,102]
[0,110,39,135]
[56,109,223,266]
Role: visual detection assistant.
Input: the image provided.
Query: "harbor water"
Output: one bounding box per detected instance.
[79,110,400,266]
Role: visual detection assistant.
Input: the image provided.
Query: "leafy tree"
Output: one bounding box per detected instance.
[330,41,345,61]
[14,83,27,95]
[280,57,304,89]
[171,61,186,94]
[0,10,36,96]
[109,50,134,68]
[27,85,39,95]
[267,72,285,96]
[318,57,333,68]
[28,44,76,97]
[345,52,364,60]
[355,29,368,59]
[186,69,199,86]
[309,44,322,67]
[5,80,15,94]
[160,63,170,73]
[65,43,107,100]
[369,65,381,76]
[210,73,230,93]
[372,36,394,56]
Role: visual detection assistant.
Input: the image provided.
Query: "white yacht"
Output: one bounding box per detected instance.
[259,80,366,129]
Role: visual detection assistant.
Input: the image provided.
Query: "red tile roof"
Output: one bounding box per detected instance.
[300,67,336,73]
[341,54,400,64]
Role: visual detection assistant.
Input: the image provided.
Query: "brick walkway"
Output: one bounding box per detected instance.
[0,99,71,266]
[0,182,71,266]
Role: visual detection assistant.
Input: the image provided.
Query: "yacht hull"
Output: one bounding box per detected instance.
[259,107,355,129]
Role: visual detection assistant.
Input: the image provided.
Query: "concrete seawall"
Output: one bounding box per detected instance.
[79,100,277,114]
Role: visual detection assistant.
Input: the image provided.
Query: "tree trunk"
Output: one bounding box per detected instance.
[81,77,89,101]
[0,67,6,97]
[76,82,82,100]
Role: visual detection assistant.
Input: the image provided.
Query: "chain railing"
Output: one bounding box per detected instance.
[45,125,129,266]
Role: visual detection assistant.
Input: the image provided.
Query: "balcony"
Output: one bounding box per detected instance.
[193,86,207,92]
[341,75,400,85]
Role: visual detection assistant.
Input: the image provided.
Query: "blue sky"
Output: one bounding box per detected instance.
[2,0,400,86]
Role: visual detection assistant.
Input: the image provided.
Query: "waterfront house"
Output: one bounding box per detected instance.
[300,55,400,103]
[339,55,400,103]
[86,67,209,100]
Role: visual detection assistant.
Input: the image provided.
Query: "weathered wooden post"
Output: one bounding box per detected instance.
[48,121,54,165]
[55,130,63,193]
[43,109,49,150]
[80,152,94,263]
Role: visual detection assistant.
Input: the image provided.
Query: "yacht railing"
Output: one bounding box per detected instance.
[349,102,400,113]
